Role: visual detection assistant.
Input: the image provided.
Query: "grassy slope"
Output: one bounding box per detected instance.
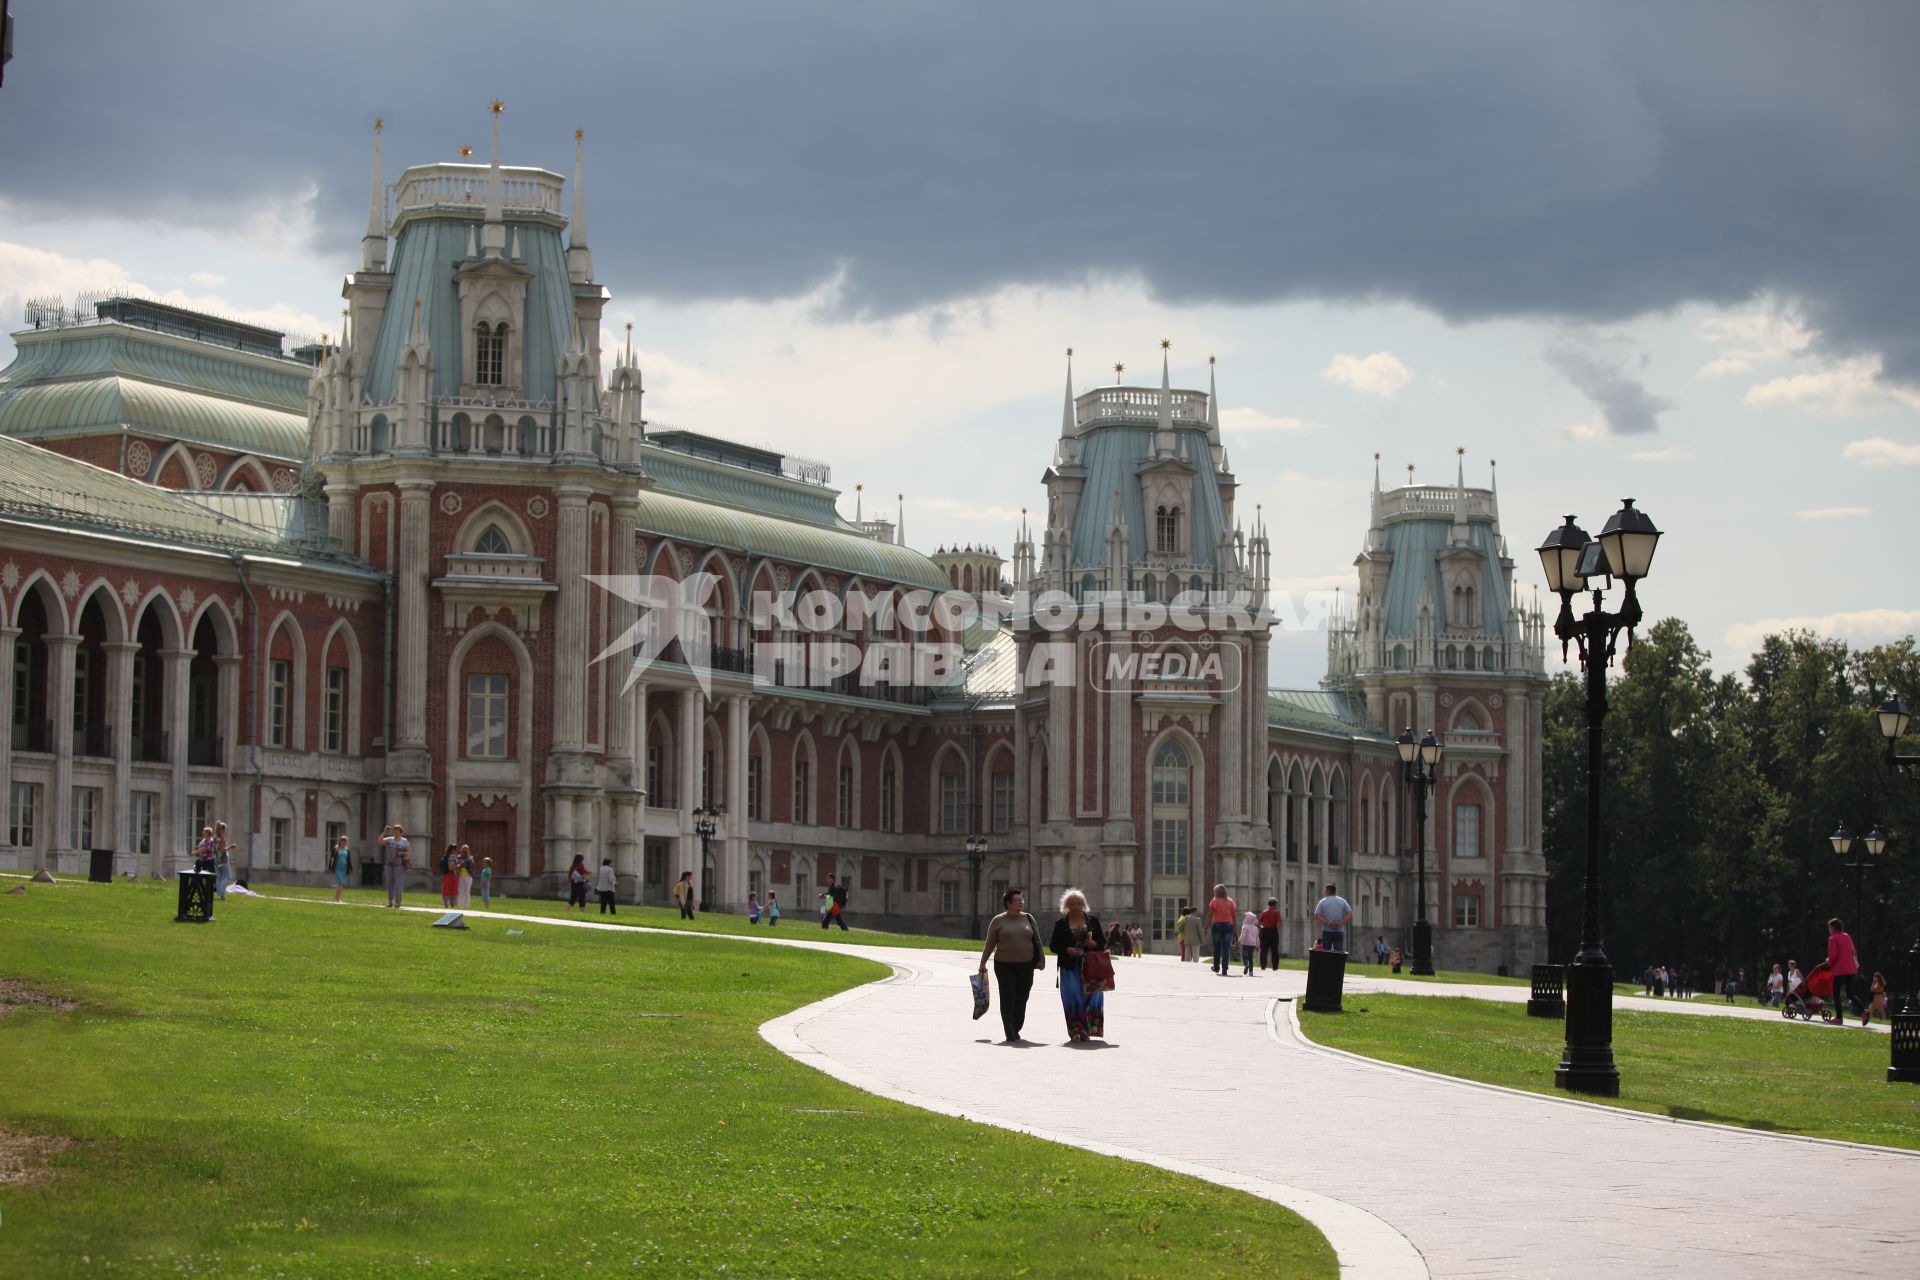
[1301,994,1920,1150]
[0,881,1333,1279]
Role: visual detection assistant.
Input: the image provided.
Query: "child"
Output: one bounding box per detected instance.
[1238,911,1260,975]
[480,857,493,908]
[595,858,618,915]
[747,893,762,925]
[766,892,781,927]
[1863,972,1889,1026]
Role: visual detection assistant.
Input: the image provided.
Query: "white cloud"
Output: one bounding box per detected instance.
[1842,437,1920,468]
[1695,309,1812,378]
[1271,571,1353,595]
[914,495,1028,527]
[1323,350,1412,399]
[1726,608,1920,657]
[1745,356,1920,415]
[1794,506,1871,522]
[1561,422,1606,444]
[1218,406,1316,433]
[187,271,226,288]
[1629,447,1692,462]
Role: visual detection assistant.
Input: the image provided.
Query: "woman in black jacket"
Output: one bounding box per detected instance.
[1048,887,1108,1042]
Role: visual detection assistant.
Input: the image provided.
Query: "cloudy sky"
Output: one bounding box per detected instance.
[3,1,1916,687]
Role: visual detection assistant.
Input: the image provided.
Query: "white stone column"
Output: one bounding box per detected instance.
[45,635,77,871]
[105,640,137,860]
[678,684,701,892]
[725,692,749,906]
[606,496,639,775]
[0,626,15,867]
[552,486,592,751]
[324,483,359,553]
[160,648,192,877]
[394,480,434,752]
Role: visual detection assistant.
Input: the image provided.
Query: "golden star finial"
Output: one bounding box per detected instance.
[1457,446,1465,457]
[1160,338,1171,350]
[1407,464,1415,483]
[1066,347,1072,358]
[575,128,585,143]
[1114,362,1125,381]
[489,99,505,115]
[1209,354,1215,365]
[459,145,473,159]
[374,118,384,132]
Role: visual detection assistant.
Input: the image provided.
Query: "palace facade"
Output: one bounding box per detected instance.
[0,119,1551,970]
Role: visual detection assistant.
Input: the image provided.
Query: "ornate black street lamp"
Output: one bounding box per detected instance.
[1878,696,1916,777]
[692,805,721,912]
[1397,727,1443,976]
[1829,821,1885,957]
[965,833,988,939]
[1537,498,1662,1098]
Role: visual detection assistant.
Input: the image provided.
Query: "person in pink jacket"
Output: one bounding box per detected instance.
[1824,917,1860,1023]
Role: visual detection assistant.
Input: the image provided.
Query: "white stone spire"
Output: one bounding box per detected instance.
[897,494,905,547]
[1155,339,1175,457]
[1060,347,1075,440]
[361,118,387,272]
[1451,446,1470,545]
[567,128,595,284]
[482,100,507,256]
[1206,354,1221,446]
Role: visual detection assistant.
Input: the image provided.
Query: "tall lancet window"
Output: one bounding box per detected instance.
[1155,505,1182,555]
[475,322,507,385]
[1149,740,1191,876]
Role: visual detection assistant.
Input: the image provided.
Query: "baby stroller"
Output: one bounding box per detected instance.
[1782,962,1833,1022]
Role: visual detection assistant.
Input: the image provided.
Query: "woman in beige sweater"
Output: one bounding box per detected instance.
[977,887,1045,1043]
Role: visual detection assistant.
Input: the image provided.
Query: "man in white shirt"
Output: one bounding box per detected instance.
[595,858,619,915]
[1312,883,1352,953]
[380,825,411,909]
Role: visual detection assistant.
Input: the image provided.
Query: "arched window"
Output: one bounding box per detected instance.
[475,321,507,385]
[474,525,511,556]
[1155,505,1175,553]
[1149,740,1190,876]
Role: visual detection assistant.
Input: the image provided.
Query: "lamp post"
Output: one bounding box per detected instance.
[1829,821,1885,957]
[965,833,988,940]
[1397,727,1442,976]
[692,805,721,912]
[1874,698,1919,1013]
[1537,497,1662,1098]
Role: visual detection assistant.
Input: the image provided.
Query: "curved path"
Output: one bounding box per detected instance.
[256,894,1920,1280]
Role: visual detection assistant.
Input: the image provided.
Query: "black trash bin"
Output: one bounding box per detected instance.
[1527,964,1567,1019]
[174,870,215,923]
[1303,946,1348,1013]
[88,848,114,883]
[360,859,384,888]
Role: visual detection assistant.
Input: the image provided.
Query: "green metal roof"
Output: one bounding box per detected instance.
[1267,688,1390,741]
[1067,425,1231,568]
[0,376,308,460]
[0,436,373,576]
[637,444,844,526]
[1376,516,1513,640]
[632,486,949,591]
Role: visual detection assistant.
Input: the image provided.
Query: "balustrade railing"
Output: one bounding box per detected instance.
[187,735,223,768]
[1074,387,1210,428]
[133,728,169,764]
[77,723,114,759]
[9,718,52,753]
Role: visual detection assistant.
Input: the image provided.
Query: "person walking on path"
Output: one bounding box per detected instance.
[747,893,762,924]
[672,870,696,919]
[567,855,591,912]
[1313,883,1352,952]
[1824,917,1860,1022]
[1257,898,1283,971]
[977,887,1045,1043]
[1862,972,1889,1026]
[766,891,780,926]
[1204,885,1238,975]
[380,824,410,908]
[479,857,493,908]
[1238,911,1260,976]
[212,822,236,899]
[595,858,618,915]
[1374,935,1389,966]
[1766,964,1786,1007]
[439,845,460,908]
[329,834,352,904]
[1048,888,1108,1042]
[455,845,474,910]
[819,876,850,930]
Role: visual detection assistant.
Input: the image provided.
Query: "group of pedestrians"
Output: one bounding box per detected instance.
[744,892,783,925]
[192,822,238,898]
[976,886,1114,1044]
[1168,882,1356,974]
[1640,964,1696,999]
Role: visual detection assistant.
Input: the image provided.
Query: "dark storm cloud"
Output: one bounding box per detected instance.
[5,2,1919,378]
[1545,341,1673,435]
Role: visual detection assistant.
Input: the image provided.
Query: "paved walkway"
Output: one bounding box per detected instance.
[256,895,1919,1279]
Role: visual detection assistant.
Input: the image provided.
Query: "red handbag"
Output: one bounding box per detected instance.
[1080,948,1115,993]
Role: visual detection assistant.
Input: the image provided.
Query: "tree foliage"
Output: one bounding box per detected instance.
[1542,621,1920,988]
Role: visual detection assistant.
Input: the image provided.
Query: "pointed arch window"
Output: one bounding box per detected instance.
[473,524,512,556]
[1150,740,1191,876]
[475,321,507,385]
[1155,505,1182,555]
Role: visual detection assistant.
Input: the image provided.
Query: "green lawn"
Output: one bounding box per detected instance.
[0,879,1333,1279]
[1300,994,1920,1150]
[259,878,979,951]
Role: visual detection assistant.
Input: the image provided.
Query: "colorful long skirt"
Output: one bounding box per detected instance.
[1060,968,1105,1041]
